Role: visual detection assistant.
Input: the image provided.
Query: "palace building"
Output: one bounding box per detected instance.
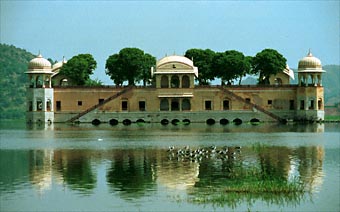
[25,51,325,125]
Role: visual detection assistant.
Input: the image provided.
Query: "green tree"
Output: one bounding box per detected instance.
[185,48,215,85]
[105,54,124,86]
[139,53,156,86]
[59,54,97,85]
[252,49,287,85]
[85,78,103,86]
[213,50,246,85]
[105,48,156,86]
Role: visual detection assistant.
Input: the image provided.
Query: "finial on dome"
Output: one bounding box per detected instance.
[307,49,313,57]
[37,50,42,58]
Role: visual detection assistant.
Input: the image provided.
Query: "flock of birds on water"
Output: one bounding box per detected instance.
[166,145,242,162]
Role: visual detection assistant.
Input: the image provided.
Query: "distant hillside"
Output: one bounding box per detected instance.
[323,65,340,106]
[0,44,35,120]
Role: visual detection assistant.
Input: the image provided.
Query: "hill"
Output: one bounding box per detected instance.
[0,44,35,120]
[323,65,340,106]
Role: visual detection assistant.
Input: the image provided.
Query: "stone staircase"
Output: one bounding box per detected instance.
[67,86,133,123]
[219,86,286,123]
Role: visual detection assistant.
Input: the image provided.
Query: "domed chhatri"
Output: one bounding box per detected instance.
[298,50,324,71]
[297,50,325,87]
[28,53,52,71]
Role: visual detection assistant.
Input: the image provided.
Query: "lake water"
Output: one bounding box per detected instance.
[0,121,339,211]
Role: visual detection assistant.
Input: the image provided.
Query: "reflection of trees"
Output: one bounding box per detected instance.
[53,150,96,194]
[0,150,30,192]
[106,149,156,199]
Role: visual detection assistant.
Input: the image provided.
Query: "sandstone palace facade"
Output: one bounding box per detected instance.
[25,51,325,125]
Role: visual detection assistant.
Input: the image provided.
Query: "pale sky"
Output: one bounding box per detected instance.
[1,0,339,84]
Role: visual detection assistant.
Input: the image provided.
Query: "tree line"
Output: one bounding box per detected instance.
[60,47,287,86]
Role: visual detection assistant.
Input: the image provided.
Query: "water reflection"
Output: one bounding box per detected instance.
[106,149,157,199]
[0,144,325,208]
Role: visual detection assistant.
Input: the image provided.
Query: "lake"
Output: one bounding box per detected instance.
[0,121,339,211]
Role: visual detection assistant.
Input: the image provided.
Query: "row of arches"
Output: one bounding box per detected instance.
[161,75,191,88]
[160,98,191,111]
[91,118,260,126]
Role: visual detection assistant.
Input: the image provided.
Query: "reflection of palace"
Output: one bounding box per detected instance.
[25,51,325,125]
[21,145,325,197]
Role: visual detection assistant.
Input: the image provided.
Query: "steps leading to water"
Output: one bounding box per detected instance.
[67,86,133,123]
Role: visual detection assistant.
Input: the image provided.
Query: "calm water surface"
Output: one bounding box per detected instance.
[0,122,339,211]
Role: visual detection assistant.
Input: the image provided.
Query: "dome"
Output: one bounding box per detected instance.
[298,51,322,71]
[157,55,194,68]
[28,54,52,70]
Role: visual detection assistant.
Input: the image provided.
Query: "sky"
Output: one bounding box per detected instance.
[1,0,339,85]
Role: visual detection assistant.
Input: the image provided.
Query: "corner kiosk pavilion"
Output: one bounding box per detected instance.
[25,51,325,125]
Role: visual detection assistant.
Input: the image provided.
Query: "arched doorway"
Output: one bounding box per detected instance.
[161,75,169,88]
[160,99,169,111]
[171,76,180,88]
[182,98,191,111]
[182,75,190,88]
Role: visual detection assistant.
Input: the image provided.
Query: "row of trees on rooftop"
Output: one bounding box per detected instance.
[59,47,287,86]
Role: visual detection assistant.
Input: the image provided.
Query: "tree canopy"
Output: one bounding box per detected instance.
[185,48,215,85]
[59,54,97,85]
[252,49,287,85]
[105,48,156,86]
[212,50,250,85]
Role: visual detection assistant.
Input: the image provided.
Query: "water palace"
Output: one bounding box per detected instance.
[25,51,325,125]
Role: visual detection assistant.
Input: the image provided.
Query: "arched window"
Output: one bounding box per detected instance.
[171,98,180,111]
[182,75,190,88]
[46,99,52,111]
[60,78,68,86]
[36,76,43,88]
[36,99,43,111]
[182,98,191,111]
[161,76,169,88]
[275,78,282,85]
[160,99,169,111]
[171,76,180,88]
[318,98,323,110]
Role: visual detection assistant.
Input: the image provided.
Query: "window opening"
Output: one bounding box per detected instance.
[122,100,128,111]
[171,76,180,88]
[46,99,51,111]
[205,100,212,110]
[289,100,294,110]
[161,75,169,88]
[171,99,180,111]
[300,100,305,110]
[37,100,43,111]
[139,101,146,111]
[223,100,230,110]
[182,75,190,88]
[182,98,191,111]
[160,99,169,111]
[56,101,61,111]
